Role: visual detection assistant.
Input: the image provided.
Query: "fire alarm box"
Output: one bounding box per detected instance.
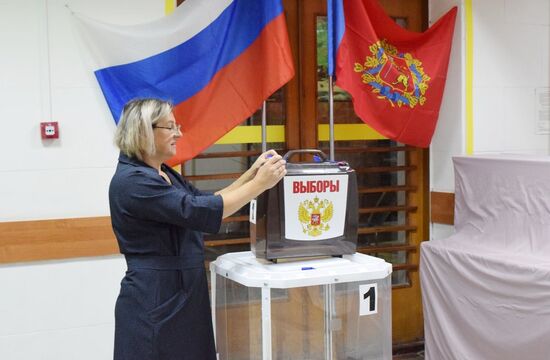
[40,122,59,139]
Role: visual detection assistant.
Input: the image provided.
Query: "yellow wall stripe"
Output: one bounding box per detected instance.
[465,0,474,155]
[213,123,386,145]
[318,124,385,141]
[165,0,176,15]
[215,125,285,144]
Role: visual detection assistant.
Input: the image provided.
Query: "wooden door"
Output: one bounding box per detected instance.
[294,0,428,344]
[181,0,428,346]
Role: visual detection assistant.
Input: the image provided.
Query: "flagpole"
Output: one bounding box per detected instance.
[328,76,335,161]
[261,100,267,152]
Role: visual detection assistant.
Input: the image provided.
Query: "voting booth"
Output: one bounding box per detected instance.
[211,252,392,360]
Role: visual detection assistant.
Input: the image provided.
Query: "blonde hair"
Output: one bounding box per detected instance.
[114,98,173,160]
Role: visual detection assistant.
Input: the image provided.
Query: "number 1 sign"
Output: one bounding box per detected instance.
[359,283,378,316]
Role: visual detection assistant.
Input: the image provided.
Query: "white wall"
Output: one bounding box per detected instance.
[0,257,126,360]
[429,0,550,240]
[429,0,464,240]
[473,0,550,154]
[0,1,164,359]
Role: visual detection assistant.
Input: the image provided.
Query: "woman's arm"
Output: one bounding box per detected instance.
[215,149,279,196]
[218,153,286,218]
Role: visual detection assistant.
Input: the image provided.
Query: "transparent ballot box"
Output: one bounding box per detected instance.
[210,251,392,360]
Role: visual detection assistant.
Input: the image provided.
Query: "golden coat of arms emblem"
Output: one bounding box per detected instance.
[353,39,430,108]
[298,196,334,237]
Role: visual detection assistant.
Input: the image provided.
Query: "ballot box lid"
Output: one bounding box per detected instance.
[210,251,392,289]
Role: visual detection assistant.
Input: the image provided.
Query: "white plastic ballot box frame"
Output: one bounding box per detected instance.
[210,251,393,360]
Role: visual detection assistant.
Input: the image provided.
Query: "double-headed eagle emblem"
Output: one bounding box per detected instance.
[353,39,430,108]
[298,196,334,237]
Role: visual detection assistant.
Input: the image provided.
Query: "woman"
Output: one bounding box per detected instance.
[109,98,286,360]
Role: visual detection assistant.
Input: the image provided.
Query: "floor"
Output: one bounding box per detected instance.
[392,341,425,360]
[393,350,425,360]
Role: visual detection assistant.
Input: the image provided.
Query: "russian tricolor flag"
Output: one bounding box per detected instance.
[72,0,294,164]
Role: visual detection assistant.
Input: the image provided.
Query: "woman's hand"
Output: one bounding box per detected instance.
[216,150,282,197]
[253,153,287,190]
[218,151,286,219]
[248,149,279,178]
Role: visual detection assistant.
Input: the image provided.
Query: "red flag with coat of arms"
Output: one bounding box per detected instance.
[328,0,457,147]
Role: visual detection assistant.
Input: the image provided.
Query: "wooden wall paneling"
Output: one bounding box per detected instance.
[0,217,118,264]
[430,191,455,225]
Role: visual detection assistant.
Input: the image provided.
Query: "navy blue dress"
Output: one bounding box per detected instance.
[109,153,223,360]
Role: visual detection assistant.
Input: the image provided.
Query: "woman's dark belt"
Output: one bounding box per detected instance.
[125,255,205,271]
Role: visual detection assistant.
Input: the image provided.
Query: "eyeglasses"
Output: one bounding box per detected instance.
[153,124,181,133]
